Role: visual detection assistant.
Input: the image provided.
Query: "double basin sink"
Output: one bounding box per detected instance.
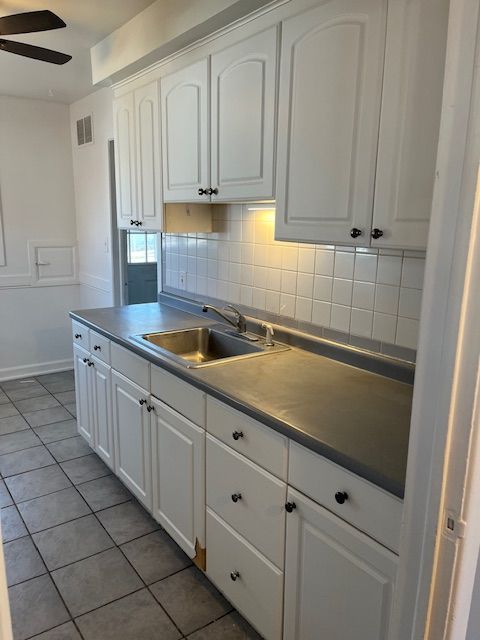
[130,325,289,368]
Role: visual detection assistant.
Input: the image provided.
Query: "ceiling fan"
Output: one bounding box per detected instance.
[0,9,71,65]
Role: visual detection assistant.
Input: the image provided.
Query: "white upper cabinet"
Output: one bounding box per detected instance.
[114,81,163,230]
[210,26,278,201]
[134,82,163,230]
[275,0,387,245]
[283,488,397,640]
[371,0,449,248]
[114,92,137,228]
[161,58,210,202]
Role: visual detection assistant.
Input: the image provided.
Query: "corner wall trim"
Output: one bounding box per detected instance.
[0,358,74,383]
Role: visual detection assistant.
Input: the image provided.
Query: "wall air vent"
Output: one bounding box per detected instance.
[76,114,93,146]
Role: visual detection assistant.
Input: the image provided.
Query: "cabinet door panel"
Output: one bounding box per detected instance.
[73,344,93,447]
[135,82,163,230]
[113,92,136,227]
[91,357,114,470]
[284,488,397,640]
[112,371,151,509]
[211,26,278,200]
[372,0,449,248]
[275,0,386,244]
[151,397,205,560]
[161,58,209,202]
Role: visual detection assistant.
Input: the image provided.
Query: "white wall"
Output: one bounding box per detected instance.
[70,87,115,309]
[0,96,79,380]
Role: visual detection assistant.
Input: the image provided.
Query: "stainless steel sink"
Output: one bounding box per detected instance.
[130,325,289,368]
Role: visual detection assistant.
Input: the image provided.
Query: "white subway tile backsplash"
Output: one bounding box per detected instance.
[332,278,353,306]
[350,308,373,338]
[330,304,351,333]
[375,284,400,315]
[396,317,419,350]
[354,254,377,282]
[315,249,335,276]
[377,255,402,286]
[313,275,333,302]
[163,204,425,355]
[352,281,375,310]
[334,252,355,279]
[401,258,425,289]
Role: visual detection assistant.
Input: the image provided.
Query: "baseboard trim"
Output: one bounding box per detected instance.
[0,358,74,383]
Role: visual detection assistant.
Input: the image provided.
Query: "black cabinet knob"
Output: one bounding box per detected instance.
[93,345,101,351]
[231,493,242,503]
[87,360,94,367]
[74,333,82,339]
[285,502,296,513]
[232,431,244,441]
[83,358,88,363]
[371,228,384,239]
[198,188,207,195]
[230,570,240,582]
[350,228,362,238]
[139,399,147,406]
[137,221,143,226]
[147,405,155,413]
[130,219,135,225]
[335,491,349,505]
[207,187,219,196]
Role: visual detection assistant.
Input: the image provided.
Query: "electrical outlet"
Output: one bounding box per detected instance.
[179,271,187,290]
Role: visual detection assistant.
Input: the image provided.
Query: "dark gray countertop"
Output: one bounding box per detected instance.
[70,303,412,498]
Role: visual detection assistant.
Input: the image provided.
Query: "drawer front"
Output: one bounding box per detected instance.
[89,331,111,365]
[72,321,89,351]
[151,365,205,427]
[207,435,286,568]
[289,441,402,553]
[111,343,150,391]
[206,508,283,640]
[207,397,288,479]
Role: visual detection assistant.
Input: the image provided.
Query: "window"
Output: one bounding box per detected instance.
[126,231,157,264]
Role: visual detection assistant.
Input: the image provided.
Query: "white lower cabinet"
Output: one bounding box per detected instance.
[73,344,94,447]
[111,370,152,510]
[90,356,114,470]
[150,396,205,561]
[283,488,397,640]
[207,508,284,640]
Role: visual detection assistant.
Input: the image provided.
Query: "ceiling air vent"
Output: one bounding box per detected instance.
[76,114,93,146]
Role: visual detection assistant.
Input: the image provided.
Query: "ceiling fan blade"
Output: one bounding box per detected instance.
[0,39,71,65]
[0,10,66,36]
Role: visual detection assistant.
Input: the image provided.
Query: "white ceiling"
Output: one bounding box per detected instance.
[0,0,156,103]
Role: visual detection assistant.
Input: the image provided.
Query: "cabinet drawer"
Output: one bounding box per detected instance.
[89,331,111,365]
[207,435,286,568]
[289,441,402,553]
[111,343,150,391]
[151,365,205,427]
[206,508,283,640]
[72,321,89,351]
[206,397,288,479]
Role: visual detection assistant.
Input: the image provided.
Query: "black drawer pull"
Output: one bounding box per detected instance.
[285,502,296,513]
[232,431,244,441]
[93,345,101,351]
[231,493,242,503]
[335,491,349,505]
[75,333,82,339]
[139,399,147,406]
[230,570,240,581]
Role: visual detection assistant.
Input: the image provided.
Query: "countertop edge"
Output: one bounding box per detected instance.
[70,310,405,500]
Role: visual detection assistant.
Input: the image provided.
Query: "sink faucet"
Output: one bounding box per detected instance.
[202,304,247,333]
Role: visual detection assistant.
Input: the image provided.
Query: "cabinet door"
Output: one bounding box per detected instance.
[150,397,205,560]
[73,344,94,447]
[135,82,163,231]
[111,371,152,509]
[91,357,114,470]
[284,488,397,640]
[210,26,278,201]
[113,92,137,228]
[161,58,210,202]
[275,0,386,244]
[371,0,449,248]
